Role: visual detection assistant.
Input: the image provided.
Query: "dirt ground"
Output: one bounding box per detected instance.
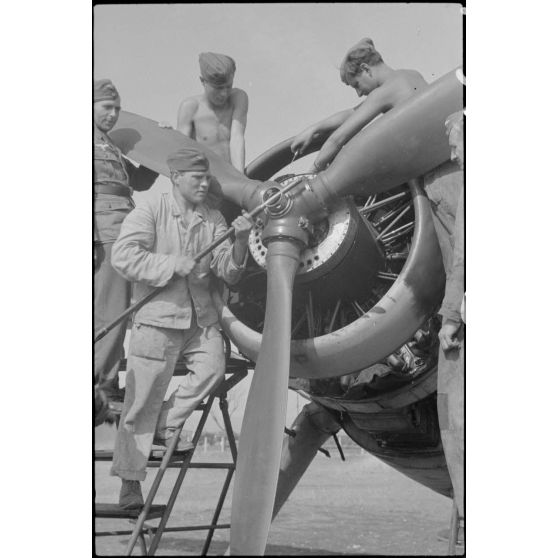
[95,429,461,556]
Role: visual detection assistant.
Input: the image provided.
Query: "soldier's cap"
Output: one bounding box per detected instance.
[167,147,210,172]
[199,52,236,85]
[94,79,121,103]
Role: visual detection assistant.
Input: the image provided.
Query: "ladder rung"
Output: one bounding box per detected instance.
[95,503,166,520]
[95,450,235,470]
[162,463,234,469]
[153,523,231,533]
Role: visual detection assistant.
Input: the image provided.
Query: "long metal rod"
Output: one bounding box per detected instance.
[377,205,412,240]
[358,191,408,215]
[381,221,414,241]
[306,291,315,338]
[291,312,307,337]
[373,200,411,228]
[326,299,342,333]
[94,179,302,344]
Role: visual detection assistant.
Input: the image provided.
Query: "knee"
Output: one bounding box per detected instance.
[210,359,226,384]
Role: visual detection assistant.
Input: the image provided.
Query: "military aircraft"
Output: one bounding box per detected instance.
[110,67,463,555]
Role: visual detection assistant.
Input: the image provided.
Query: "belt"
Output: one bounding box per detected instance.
[94,184,132,197]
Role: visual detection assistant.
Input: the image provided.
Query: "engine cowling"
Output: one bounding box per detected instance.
[214,142,446,379]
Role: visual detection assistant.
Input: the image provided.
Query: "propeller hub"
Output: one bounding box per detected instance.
[258,180,313,248]
[249,174,385,301]
[262,185,293,217]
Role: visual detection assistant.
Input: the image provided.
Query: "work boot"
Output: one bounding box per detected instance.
[118,480,144,510]
[152,429,195,454]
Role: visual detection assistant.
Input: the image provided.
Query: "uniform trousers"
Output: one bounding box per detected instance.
[94,242,130,399]
[437,327,465,518]
[111,321,225,481]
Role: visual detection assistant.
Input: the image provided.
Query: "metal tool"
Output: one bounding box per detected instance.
[94,178,303,344]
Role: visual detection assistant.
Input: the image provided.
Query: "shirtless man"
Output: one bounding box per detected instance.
[291,38,427,171]
[177,52,248,173]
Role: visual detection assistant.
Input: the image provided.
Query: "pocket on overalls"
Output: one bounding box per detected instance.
[129,323,168,361]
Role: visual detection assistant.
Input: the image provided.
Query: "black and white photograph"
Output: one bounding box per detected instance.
[6,2,558,557]
[92,3,465,555]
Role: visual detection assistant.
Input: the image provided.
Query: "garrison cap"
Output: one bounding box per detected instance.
[167,147,210,172]
[94,79,121,103]
[199,52,236,85]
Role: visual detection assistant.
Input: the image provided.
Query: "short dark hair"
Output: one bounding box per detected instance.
[340,38,383,84]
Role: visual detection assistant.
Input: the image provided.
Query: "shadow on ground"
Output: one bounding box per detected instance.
[105,535,348,555]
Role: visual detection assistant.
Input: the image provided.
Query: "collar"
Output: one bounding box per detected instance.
[169,191,209,222]
[94,126,111,144]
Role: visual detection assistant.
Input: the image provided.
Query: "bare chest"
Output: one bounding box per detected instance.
[193,103,233,144]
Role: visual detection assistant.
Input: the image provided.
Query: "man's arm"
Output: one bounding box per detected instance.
[229,89,249,172]
[313,86,393,171]
[176,98,198,138]
[290,108,354,155]
[209,211,252,285]
[112,202,177,287]
[439,184,464,351]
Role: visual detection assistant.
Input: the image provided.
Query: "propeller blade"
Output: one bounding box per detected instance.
[109,110,264,210]
[296,68,464,217]
[230,239,301,555]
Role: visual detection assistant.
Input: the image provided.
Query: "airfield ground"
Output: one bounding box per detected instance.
[95,427,461,556]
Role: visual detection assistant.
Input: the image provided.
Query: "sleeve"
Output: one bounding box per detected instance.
[208,211,247,285]
[440,184,464,324]
[124,159,159,192]
[111,202,177,287]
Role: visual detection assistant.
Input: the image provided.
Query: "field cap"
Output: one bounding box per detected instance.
[167,147,210,172]
[94,79,120,103]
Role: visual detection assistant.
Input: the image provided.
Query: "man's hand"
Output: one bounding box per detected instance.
[232,211,254,244]
[158,121,174,129]
[313,141,341,172]
[439,319,462,352]
[174,255,197,277]
[291,127,317,156]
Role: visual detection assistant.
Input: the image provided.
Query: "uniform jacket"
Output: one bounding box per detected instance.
[424,160,464,325]
[94,127,158,244]
[111,191,246,329]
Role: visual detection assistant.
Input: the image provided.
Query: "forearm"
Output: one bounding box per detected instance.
[319,109,354,133]
[230,134,246,173]
[328,103,387,150]
[441,185,464,323]
[306,109,353,138]
[440,267,464,324]
[232,239,249,267]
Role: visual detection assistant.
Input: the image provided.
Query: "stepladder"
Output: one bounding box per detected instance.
[94,350,250,556]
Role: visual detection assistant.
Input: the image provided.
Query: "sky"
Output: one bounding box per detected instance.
[94,3,463,181]
[94,3,463,432]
